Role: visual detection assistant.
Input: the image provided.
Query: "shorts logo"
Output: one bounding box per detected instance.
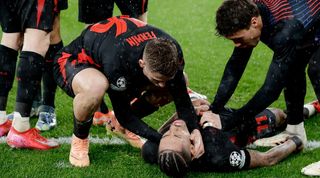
[229,150,246,169]
[110,77,127,91]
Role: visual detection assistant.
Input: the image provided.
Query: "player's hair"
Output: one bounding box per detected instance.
[215,0,260,37]
[158,149,191,177]
[143,38,179,78]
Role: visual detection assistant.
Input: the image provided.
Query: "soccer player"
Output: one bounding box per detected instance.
[79,0,148,24]
[35,0,68,131]
[77,0,149,144]
[53,16,204,167]
[153,116,302,177]
[0,0,59,149]
[211,0,320,147]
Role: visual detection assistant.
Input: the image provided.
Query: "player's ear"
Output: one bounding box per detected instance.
[138,59,145,68]
[190,140,196,160]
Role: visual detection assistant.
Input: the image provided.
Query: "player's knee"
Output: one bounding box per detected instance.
[23,29,51,56]
[1,33,22,50]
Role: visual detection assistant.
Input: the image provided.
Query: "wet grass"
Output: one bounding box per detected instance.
[0,0,319,177]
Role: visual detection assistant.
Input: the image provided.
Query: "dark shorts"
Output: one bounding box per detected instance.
[53,36,102,97]
[220,108,277,146]
[57,0,68,12]
[78,0,148,24]
[0,0,57,33]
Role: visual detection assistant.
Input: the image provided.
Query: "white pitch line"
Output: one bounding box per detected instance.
[0,135,127,145]
[1,136,320,151]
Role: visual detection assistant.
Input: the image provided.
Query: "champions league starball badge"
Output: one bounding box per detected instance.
[110,77,127,91]
[229,151,246,169]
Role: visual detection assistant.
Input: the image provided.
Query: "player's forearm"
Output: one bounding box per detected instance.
[211,47,253,113]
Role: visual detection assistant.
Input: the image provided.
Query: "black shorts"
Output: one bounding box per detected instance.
[56,0,68,12]
[0,0,57,33]
[53,36,102,97]
[220,108,277,146]
[78,0,148,24]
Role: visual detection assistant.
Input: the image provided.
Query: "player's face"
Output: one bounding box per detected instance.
[159,120,192,157]
[226,16,262,48]
[139,59,172,88]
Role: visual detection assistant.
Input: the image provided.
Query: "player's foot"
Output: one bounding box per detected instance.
[254,123,307,147]
[6,127,59,150]
[30,100,42,118]
[69,134,90,167]
[93,111,114,126]
[301,161,320,176]
[187,88,207,100]
[312,100,320,113]
[35,105,57,131]
[6,113,14,121]
[253,131,291,147]
[303,100,320,119]
[0,119,12,137]
[105,113,145,148]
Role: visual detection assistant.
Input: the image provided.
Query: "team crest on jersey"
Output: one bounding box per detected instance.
[229,150,246,169]
[110,77,127,91]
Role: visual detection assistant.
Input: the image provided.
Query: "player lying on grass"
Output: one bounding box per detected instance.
[141,99,303,177]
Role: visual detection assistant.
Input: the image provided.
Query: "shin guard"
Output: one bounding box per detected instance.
[0,45,18,110]
[16,51,44,116]
[43,41,63,107]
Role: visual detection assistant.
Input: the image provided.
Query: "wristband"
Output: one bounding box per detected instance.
[202,121,214,129]
[290,136,303,150]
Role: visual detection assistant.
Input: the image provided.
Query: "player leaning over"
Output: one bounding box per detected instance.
[211,0,320,148]
[53,16,204,167]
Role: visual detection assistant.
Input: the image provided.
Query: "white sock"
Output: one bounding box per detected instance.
[0,111,7,125]
[304,104,316,117]
[12,112,30,132]
[286,122,307,145]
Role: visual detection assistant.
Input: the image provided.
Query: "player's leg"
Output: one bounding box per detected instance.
[0,0,21,137]
[116,0,149,22]
[0,33,21,136]
[70,68,108,167]
[6,0,59,150]
[36,13,64,131]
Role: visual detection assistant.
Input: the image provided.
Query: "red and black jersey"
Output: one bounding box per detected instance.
[211,1,320,123]
[254,0,320,29]
[54,16,198,143]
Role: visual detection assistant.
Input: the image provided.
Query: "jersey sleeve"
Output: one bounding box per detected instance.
[108,89,162,143]
[236,19,304,118]
[210,47,253,113]
[167,70,200,132]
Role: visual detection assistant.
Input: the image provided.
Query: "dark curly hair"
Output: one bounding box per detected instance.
[216,0,260,36]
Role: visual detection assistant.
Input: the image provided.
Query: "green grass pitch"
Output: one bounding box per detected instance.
[0,0,320,177]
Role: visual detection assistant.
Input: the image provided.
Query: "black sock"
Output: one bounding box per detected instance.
[42,41,63,107]
[15,51,44,117]
[99,99,109,113]
[0,45,18,110]
[73,114,92,139]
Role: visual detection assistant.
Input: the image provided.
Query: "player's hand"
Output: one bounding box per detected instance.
[192,99,210,115]
[190,129,205,160]
[200,111,222,129]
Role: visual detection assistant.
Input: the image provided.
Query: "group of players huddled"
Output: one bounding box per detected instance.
[1,0,320,177]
